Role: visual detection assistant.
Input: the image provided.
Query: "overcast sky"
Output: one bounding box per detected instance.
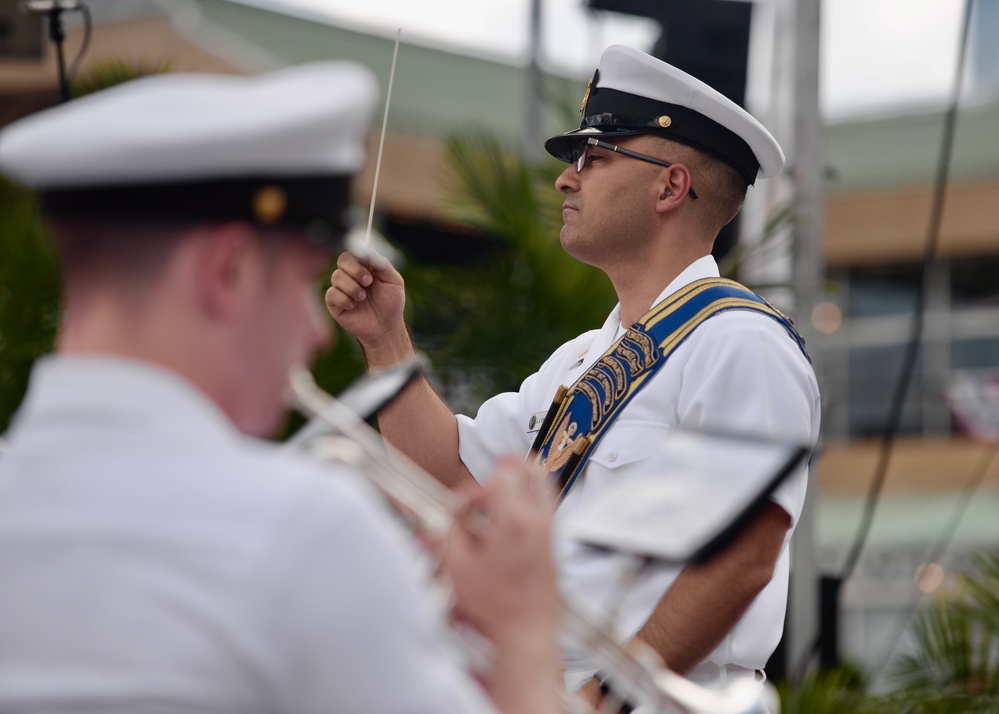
[267,0,968,120]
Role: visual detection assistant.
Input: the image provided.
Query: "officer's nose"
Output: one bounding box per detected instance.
[555,164,579,194]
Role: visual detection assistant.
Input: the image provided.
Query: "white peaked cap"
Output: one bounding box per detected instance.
[545,45,785,184]
[0,61,380,246]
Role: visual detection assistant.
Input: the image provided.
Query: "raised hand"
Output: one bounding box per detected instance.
[325,251,408,357]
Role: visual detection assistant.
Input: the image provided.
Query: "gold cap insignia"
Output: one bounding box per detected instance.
[252,184,287,225]
[579,79,592,117]
[579,68,599,117]
[658,115,672,128]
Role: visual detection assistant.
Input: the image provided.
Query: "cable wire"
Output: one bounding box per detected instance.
[838,0,975,586]
[66,2,91,96]
[792,0,977,679]
[869,441,999,687]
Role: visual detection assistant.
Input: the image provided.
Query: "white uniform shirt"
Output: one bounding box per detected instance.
[456,256,821,688]
[0,356,494,714]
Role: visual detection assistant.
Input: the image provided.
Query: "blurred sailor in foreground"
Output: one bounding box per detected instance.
[0,63,563,714]
[328,44,821,710]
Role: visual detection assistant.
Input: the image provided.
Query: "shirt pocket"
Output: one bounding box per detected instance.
[585,419,673,475]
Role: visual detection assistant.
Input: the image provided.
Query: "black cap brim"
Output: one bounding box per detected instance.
[543,126,645,164]
[40,174,352,253]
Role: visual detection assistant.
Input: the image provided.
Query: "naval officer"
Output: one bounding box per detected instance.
[328,44,820,709]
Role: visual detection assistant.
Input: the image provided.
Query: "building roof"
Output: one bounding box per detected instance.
[194,0,582,143]
[826,95,999,194]
[823,98,999,266]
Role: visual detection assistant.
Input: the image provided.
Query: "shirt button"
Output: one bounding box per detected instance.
[608,451,618,462]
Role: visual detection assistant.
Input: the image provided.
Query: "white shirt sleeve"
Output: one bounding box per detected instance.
[672,310,820,526]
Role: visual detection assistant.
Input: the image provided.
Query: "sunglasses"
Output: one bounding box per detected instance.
[570,137,699,200]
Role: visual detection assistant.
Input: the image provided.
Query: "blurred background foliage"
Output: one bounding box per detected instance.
[70,57,172,97]
[778,550,999,714]
[885,550,999,706]
[0,178,60,434]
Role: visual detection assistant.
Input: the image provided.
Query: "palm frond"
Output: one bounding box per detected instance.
[0,180,60,433]
[888,550,999,698]
[777,665,872,714]
[72,58,172,97]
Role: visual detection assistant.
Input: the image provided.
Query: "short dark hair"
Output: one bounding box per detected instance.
[646,136,749,234]
[48,220,198,302]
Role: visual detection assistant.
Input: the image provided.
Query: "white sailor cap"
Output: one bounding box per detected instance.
[545,45,784,185]
[0,61,379,249]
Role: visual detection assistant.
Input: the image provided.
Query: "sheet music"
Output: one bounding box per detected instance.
[561,430,808,562]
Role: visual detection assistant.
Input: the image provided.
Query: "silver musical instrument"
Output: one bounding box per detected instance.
[287,365,774,714]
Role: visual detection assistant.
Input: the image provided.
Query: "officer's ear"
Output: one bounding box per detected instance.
[654,164,695,213]
[192,221,261,320]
